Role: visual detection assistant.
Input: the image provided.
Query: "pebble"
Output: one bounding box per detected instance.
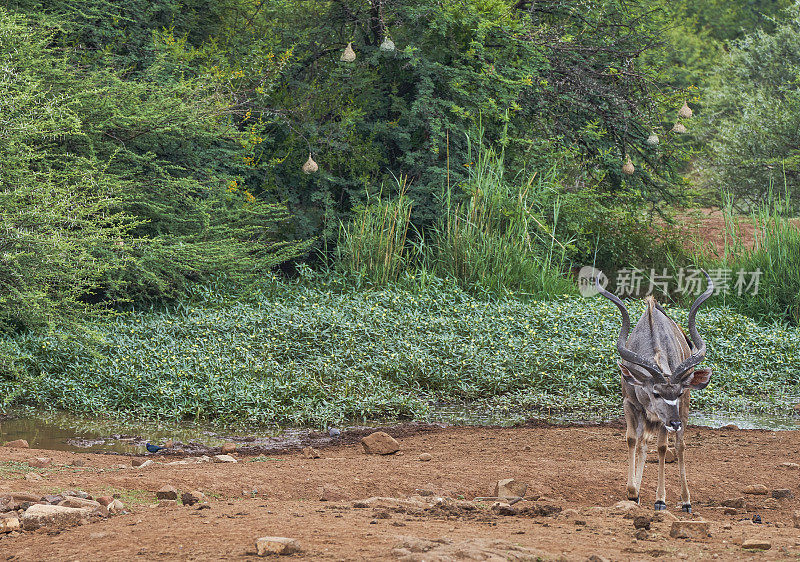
[0,514,21,533]
[360,432,400,455]
[24,473,42,481]
[20,504,95,531]
[42,495,65,505]
[27,457,52,468]
[3,439,29,448]
[255,536,301,556]
[213,454,238,463]
[181,491,206,506]
[794,510,800,528]
[742,484,769,495]
[633,515,651,530]
[779,462,800,469]
[721,497,746,508]
[107,499,125,514]
[419,453,432,462]
[329,428,341,438]
[634,528,648,540]
[59,498,101,509]
[495,478,527,499]
[670,520,710,539]
[771,489,793,499]
[131,458,150,468]
[302,446,322,459]
[156,485,178,501]
[221,442,237,454]
[742,539,771,551]
[491,502,518,516]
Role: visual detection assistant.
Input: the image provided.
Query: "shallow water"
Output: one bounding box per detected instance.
[1,407,798,454]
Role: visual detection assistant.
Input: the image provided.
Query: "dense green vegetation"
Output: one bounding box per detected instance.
[2,275,797,424]
[2,0,800,425]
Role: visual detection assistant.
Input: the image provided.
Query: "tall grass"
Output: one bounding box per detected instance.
[336,175,414,285]
[431,140,575,297]
[713,187,800,324]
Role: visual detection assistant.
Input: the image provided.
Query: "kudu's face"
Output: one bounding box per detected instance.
[621,363,712,432]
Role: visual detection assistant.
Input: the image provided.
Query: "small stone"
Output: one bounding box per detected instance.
[132,458,151,468]
[221,442,236,454]
[491,502,518,516]
[255,536,302,556]
[302,446,322,459]
[743,484,769,495]
[7,493,40,503]
[59,497,101,509]
[587,556,610,562]
[156,485,178,500]
[41,495,64,505]
[771,489,793,499]
[779,462,799,469]
[634,528,648,540]
[721,497,746,508]
[763,498,780,509]
[71,459,86,467]
[742,539,771,551]
[329,428,341,438]
[793,510,800,528]
[719,424,739,430]
[24,473,42,481]
[494,478,527,499]
[181,491,206,506]
[653,511,679,523]
[3,439,29,448]
[670,520,710,539]
[0,514,21,533]
[27,457,52,468]
[360,432,400,455]
[20,504,95,531]
[62,490,90,500]
[107,499,125,514]
[419,453,432,462]
[633,515,651,530]
[213,454,237,463]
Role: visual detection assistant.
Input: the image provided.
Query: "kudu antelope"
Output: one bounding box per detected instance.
[596,272,713,513]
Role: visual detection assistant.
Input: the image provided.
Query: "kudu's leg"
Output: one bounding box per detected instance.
[676,428,691,513]
[654,427,668,511]
[625,409,643,502]
[634,436,648,494]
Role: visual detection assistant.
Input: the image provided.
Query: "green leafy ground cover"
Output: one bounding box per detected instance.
[2,275,798,427]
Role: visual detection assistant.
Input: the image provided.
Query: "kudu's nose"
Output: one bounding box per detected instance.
[668,420,682,432]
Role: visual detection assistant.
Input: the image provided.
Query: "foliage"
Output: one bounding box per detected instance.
[707,190,800,325]
[701,5,800,208]
[2,274,797,425]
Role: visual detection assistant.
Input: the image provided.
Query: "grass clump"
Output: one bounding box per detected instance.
[2,274,798,427]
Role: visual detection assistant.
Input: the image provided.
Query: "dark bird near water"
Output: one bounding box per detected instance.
[146,442,164,453]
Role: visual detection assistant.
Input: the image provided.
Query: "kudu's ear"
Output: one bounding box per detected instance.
[619,363,645,386]
[684,367,712,390]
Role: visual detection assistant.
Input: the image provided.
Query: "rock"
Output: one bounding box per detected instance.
[329,427,341,438]
[720,424,739,430]
[20,504,95,531]
[392,536,549,561]
[670,520,710,539]
[24,473,42,481]
[255,536,302,556]
[131,458,148,467]
[42,495,65,505]
[59,497,101,509]
[360,432,400,455]
[107,500,125,514]
[653,510,678,523]
[156,485,178,500]
[3,439,29,448]
[794,511,800,528]
[96,496,114,507]
[221,442,237,454]
[721,497,746,508]
[743,484,769,495]
[779,462,800,469]
[302,446,321,459]
[742,539,771,551]
[0,514,21,533]
[494,478,527,499]
[763,498,779,509]
[158,500,178,507]
[181,491,206,506]
[166,460,190,466]
[317,486,345,502]
[213,454,237,463]
[612,500,641,514]
[419,453,432,462]
[491,502,518,516]
[27,457,52,468]
[634,528,649,540]
[560,508,579,519]
[587,556,611,562]
[772,489,793,499]
[633,515,652,530]
[62,490,90,499]
[71,459,86,467]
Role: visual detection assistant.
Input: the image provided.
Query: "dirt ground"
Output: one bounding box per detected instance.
[2,423,800,561]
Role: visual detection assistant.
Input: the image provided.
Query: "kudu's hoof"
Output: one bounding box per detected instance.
[654,500,667,511]
[681,503,692,514]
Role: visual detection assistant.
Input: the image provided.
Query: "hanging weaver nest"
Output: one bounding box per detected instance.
[646,133,659,146]
[380,36,395,52]
[622,155,635,175]
[341,42,356,62]
[678,101,693,119]
[671,122,687,134]
[302,153,319,174]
